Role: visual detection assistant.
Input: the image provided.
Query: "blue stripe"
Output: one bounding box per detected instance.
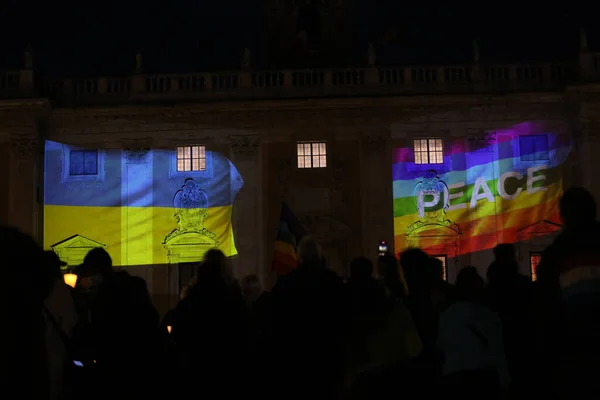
[393,133,569,180]
[44,142,243,208]
[392,145,571,199]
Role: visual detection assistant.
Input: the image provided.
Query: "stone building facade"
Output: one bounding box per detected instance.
[2,46,600,313]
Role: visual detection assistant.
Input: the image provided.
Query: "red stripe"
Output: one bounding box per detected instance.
[273,252,297,276]
[395,211,562,256]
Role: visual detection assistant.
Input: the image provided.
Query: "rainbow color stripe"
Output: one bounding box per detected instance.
[393,126,572,256]
[272,203,306,276]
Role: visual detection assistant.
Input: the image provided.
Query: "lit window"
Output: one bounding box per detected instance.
[297,141,327,169]
[519,135,549,161]
[414,138,443,165]
[530,252,542,281]
[69,150,98,176]
[433,254,448,281]
[176,145,206,172]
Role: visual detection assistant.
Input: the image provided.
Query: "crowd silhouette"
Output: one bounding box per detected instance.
[2,186,600,399]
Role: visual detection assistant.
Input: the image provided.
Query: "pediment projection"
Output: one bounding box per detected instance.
[517,219,562,240]
[163,230,218,246]
[406,220,462,238]
[163,230,219,264]
[51,234,106,250]
[50,234,106,267]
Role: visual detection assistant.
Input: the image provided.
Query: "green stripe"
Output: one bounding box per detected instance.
[393,164,564,218]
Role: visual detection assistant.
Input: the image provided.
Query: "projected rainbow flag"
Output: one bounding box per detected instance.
[43,141,243,267]
[393,127,572,256]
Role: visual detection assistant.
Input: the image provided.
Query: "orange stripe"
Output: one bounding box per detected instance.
[273,253,297,275]
[395,202,561,256]
[274,241,296,257]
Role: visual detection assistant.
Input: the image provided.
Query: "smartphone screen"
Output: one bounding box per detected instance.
[73,360,84,367]
[378,240,388,256]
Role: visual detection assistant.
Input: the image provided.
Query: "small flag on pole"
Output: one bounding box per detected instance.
[272,202,306,276]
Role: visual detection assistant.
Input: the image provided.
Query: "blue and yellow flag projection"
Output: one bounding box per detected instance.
[43,141,243,267]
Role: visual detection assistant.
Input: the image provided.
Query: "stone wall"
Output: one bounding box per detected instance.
[0,91,592,306]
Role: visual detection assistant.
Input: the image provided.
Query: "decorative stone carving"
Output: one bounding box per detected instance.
[361,133,387,153]
[11,136,37,160]
[125,149,150,164]
[413,170,449,219]
[163,179,219,264]
[231,135,260,159]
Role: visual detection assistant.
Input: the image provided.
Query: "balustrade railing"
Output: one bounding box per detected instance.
[3,52,600,104]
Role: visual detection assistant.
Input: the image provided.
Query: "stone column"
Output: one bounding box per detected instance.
[360,132,393,261]
[9,135,38,239]
[230,135,263,282]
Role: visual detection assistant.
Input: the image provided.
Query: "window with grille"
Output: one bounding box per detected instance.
[432,254,448,281]
[297,141,327,169]
[414,138,443,165]
[519,135,549,162]
[69,150,98,176]
[176,145,206,172]
[530,252,542,281]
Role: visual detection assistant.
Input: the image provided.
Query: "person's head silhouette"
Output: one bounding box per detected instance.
[455,266,485,303]
[83,247,113,277]
[297,236,323,267]
[560,187,597,229]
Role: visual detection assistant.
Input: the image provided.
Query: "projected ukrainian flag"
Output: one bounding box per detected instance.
[43,140,243,267]
[393,125,572,255]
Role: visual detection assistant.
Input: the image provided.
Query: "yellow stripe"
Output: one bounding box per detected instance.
[394,180,562,236]
[44,204,237,266]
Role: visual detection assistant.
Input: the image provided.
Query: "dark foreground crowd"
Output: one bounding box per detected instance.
[2,186,600,400]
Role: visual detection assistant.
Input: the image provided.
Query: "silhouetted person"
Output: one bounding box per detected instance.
[267,236,346,399]
[536,187,600,397]
[426,257,454,326]
[0,226,49,399]
[241,274,262,305]
[42,251,78,399]
[92,271,162,399]
[172,249,250,398]
[73,247,114,308]
[486,243,533,393]
[346,254,422,399]
[346,257,387,315]
[438,267,509,399]
[400,249,436,350]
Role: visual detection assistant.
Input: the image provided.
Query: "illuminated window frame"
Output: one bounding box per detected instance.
[432,254,448,281]
[519,135,550,162]
[414,138,444,165]
[297,141,327,169]
[176,145,207,172]
[530,252,542,282]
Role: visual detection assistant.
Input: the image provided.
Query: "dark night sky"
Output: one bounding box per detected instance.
[0,0,594,76]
